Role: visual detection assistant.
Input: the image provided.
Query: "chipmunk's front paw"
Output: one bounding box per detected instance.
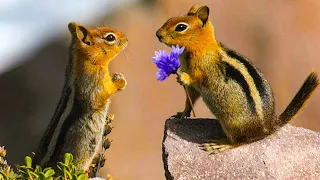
[112,73,127,90]
[177,72,191,86]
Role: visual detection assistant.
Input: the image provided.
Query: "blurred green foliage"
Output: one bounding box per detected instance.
[0,153,87,180]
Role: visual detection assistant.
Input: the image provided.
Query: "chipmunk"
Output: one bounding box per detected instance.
[33,22,127,170]
[156,4,319,153]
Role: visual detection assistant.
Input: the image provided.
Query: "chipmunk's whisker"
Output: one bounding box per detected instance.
[119,47,133,72]
[159,43,169,52]
[124,48,133,64]
[123,51,130,66]
[124,46,134,59]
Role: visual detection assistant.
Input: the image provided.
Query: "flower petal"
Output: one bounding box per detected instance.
[152,45,184,81]
[156,69,169,81]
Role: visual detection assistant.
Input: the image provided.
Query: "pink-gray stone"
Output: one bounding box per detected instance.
[162,118,320,179]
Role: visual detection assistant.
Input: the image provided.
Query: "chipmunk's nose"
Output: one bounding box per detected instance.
[156,29,162,41]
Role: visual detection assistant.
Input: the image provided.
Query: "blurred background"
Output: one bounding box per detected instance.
[0,0,319,179]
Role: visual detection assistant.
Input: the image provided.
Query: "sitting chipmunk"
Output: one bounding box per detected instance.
[33,22,127,170]
[156,4,319,153]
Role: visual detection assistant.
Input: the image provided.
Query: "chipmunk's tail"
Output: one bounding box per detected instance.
[279,71,319,125]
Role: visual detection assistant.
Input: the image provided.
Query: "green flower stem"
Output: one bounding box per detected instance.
[176,73,196,118]
[183,85,196,117]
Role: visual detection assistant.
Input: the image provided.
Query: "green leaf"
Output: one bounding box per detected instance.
[64,153,73,165]
[72,174,78,180]
[57,162,70,173]
[71,166,77,173]
[56,162,64,172]
[39,172,46,180]
[29,171,39,178]
[24,156,33,168]
[53,176,62,180]
[8,170,18,179]
[65,171,72,179]
[76,174,86,180]
[34,165,42,174]
[43,167,52,172]
[44,169,55,178]
[0,172,9,180]
[18,166,33,171]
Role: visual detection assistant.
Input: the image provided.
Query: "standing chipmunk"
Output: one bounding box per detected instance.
[156,5,319,153]
[33,22,127,170]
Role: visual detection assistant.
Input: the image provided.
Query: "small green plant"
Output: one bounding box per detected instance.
[0,115,116,180]
[16,156,55,180]
[0,151,87,180]
[56,153,86,180]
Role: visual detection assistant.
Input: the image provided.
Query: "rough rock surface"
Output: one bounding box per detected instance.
[162,118,320,180]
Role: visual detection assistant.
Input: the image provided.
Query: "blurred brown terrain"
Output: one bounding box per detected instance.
[0,0,320,179]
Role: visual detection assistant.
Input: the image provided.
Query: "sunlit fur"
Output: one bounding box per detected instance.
[69,23,128,109]
[157,4,319,151]
[157,14,220,56]
[71,24,128,68]
[33,22,127,171]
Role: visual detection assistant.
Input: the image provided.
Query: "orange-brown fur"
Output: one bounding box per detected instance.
[69,23,128,115]
[70,23,128,106]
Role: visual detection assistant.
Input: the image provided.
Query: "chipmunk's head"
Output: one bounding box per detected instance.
[156,5,216,52]
[68,22,128,66]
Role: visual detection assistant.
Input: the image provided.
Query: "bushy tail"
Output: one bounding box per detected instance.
[279,71,319,125]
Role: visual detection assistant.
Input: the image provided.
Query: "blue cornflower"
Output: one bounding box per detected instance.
[152,45,185,81]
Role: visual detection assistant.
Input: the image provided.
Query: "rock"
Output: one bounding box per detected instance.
[162,118,320,179]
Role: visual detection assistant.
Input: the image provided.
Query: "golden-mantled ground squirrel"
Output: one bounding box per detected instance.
[156,4,319,153]
[33,22,127,170]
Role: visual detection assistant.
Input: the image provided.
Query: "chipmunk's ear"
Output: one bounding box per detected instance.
[68,22,91,45]
[188,4,201,15]
[196,6,210,27]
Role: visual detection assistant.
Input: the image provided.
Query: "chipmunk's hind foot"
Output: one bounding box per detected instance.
[200,138,235,154]
[170,111,191,120]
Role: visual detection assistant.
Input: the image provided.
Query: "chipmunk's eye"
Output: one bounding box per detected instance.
[104,33,116,43]
[175,23,189,32]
